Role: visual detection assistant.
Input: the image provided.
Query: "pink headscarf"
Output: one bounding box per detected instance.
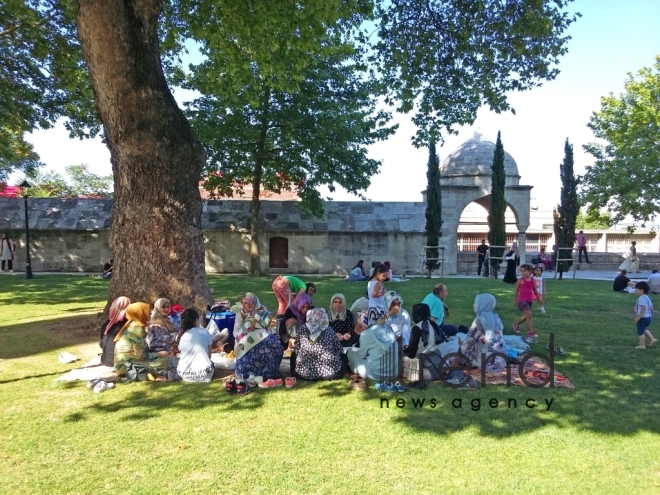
[104,296,131,335]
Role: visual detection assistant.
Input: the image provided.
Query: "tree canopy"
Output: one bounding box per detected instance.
[27,164,113,198]
[575,209,612,230]
[0,0,98,176]
[581,56,660,224]
[371,0,578,146]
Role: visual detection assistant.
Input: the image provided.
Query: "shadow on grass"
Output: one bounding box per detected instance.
[63,381,269,423]
[0,275,109,306]
[0,369,76,384]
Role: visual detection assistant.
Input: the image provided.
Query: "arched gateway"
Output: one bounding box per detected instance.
[430,131,533,275]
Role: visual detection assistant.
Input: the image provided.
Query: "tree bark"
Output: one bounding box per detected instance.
[75,0,213,310]
[249,86,271,276]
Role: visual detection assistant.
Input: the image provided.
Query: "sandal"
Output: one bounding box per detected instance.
[225,378,237,393]
[285,377,296,388]
[393,381,406,393]
[236,380,251,396]
[556,346,565,357]
[524,336,537,344]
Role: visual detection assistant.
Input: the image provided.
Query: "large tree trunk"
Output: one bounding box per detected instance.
[75,0,213,310]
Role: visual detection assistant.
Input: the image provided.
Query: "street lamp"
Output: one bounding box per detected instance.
[19,180,33,279]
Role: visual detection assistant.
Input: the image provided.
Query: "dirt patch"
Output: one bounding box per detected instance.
[41,314,104,344]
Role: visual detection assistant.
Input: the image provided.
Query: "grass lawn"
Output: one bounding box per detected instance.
[1,274,659,494]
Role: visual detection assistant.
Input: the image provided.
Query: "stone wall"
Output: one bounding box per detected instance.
[0,198,432,274]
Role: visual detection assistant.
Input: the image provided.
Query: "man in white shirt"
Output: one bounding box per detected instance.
[647,269,660,294]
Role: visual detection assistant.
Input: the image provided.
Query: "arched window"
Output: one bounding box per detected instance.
[269,237,288,269]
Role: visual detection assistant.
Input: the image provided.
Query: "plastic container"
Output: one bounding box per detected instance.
[205,310,236,338]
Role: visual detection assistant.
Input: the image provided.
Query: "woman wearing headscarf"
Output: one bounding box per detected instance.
[328,293,357,347]
[403,303,446,380]
[291,308,346,380]
[234,299,283,381]
[232,292,266,337]
[114,302,174,376]
[99,296,131,367]
[277,293,312,349]
[383,291,411,345]
[346,308,398,380]
[403,303,446,357]
[145,298,176,354]
[503,241,519,284]
[455,294,507,372]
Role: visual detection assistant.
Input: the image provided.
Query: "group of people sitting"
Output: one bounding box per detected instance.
[96,267,510,391]
[346,260,397,282]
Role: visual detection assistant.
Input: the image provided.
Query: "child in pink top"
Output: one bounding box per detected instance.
[513,264,543,338]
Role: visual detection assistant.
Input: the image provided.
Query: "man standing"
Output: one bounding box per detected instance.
[476,239,489,276]
[421,284,458,336]
[576,230,591,264]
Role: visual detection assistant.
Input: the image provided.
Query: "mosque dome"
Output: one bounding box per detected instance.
[440,131,519,179]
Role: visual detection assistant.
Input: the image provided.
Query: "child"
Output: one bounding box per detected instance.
[513,264,543,338]
[532,266,547,314]
[367,264,388,309]
[633,281,657,349]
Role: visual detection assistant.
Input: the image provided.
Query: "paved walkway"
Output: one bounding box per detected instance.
[0,269,651,282]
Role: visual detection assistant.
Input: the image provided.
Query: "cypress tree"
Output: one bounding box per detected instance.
[425,142,442,275]
[553,138,579,278]
[488,131,507,276]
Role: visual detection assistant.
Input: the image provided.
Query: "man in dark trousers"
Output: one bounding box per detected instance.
[576,230,591,264]
[476,239,489,276]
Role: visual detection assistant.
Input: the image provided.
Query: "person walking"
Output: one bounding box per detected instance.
[476,239,489,276]
[0,233,16,273]
[576,230,591,264]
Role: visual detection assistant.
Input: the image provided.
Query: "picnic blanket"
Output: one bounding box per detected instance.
[438,333,531,357]
[464,356,574,388]
[55,357,115,382]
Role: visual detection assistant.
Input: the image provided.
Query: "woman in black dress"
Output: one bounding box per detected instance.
[328,293,358,347]
[503,242,518,284]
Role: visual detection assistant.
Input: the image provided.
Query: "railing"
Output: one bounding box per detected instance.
[419,246,445,278]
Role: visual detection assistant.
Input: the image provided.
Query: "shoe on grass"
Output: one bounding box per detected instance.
[93,381,109,394]
[258,378,283,388]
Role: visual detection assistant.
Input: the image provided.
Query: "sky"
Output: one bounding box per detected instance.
[22,0,660,211]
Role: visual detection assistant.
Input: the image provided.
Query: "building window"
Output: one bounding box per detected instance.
[269,237,288,268]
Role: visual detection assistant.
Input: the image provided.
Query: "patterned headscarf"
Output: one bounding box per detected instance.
[413,303,444,347]
[328,293,347,322]
[103,296,131,335]
[361,307,385,327]
[290,293,312,325]
[306,307,330,343]
[383,290,403,312]
[114,302,151,342]
[241,292,262,315]
[149,298,175,332]
[236,309,275,342]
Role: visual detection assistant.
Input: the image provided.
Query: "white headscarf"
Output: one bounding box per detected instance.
[328,293,347,322]
[306,307,330,343]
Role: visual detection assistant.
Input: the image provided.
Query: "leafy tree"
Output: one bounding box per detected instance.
[3,0,578,308]
[424,142,442,275]
[65,164,113,198]
[27,164,113,198]
[0,0,99,175]
[576,209,613,230]
[488,131,506,277]
[553,139,579,278]
[371,0,579,146]
[581,56,660,224]
[183,34,394,275]
[0,130,42,182]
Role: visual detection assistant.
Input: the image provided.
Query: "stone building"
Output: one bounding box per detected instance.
[1,133,657,275]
